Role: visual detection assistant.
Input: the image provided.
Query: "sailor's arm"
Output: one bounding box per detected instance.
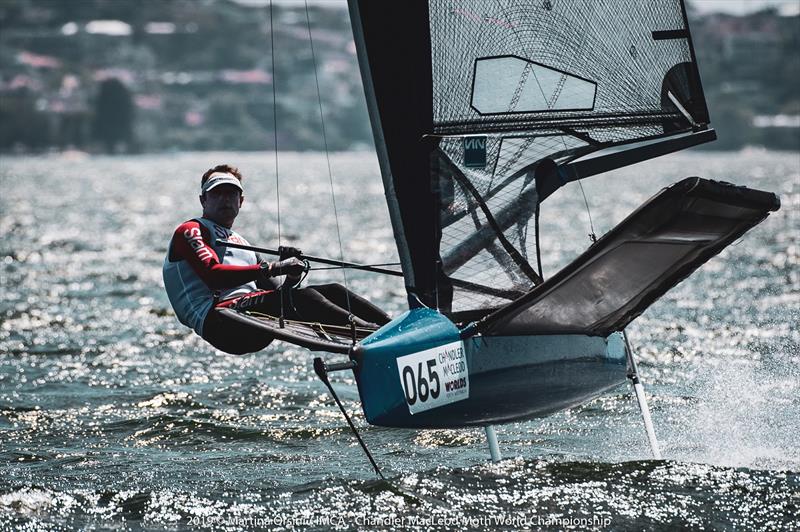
[171,221,260,289]
[171,221,306,290]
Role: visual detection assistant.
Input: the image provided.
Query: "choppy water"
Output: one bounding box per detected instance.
[1,150,798,531]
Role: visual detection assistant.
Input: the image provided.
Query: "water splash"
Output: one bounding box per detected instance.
[676,355,800,470]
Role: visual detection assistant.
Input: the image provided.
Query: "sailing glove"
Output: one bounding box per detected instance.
[278,245,303,260]
[263,257,307,277]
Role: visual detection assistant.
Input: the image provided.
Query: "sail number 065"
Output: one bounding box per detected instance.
[401,360,440,405]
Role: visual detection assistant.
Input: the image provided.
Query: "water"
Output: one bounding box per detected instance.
[1,150,798,530]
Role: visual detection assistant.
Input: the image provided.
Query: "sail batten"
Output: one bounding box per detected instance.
[434,112,693,137]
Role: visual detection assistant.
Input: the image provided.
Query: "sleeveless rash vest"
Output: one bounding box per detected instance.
[163,218,258,336]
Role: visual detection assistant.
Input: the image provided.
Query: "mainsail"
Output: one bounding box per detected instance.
[349,0,713,321]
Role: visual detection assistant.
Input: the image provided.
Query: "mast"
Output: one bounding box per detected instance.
[347,0,444,308]
[347,0,415,291]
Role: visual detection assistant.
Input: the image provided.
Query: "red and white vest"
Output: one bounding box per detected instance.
[162,218,258,336]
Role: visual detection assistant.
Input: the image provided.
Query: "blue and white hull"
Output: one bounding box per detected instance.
[352,308,627,429]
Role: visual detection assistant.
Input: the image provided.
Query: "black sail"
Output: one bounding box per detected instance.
[349,0,441,308]
[349,0,712,319]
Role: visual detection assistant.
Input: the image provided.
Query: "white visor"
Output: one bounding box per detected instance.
[201,173,243,194]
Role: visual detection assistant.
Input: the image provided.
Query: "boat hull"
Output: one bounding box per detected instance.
[353,308,627,429]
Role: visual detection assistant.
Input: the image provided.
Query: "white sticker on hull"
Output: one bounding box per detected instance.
[396,340,469,414]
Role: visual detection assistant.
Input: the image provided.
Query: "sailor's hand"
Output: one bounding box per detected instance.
[278,245,303,260]
[268,257,307,277]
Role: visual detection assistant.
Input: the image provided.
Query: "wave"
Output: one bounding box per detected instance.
[1,459,797,530]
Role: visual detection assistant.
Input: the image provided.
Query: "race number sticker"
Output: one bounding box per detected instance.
[396,341,469,415]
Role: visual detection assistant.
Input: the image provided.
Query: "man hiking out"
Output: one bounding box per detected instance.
[163,164,390,354]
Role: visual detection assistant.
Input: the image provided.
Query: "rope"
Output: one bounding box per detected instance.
[247,312,377,336]
[268,2,281,245]
[305,1,352,315]
[577,180,597,243]
[549,132,598,246]
[309,262,400,271]
[553,129,598,245]
[268,0,286,323]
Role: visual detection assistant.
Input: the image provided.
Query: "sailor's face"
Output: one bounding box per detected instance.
[200,185,244,227]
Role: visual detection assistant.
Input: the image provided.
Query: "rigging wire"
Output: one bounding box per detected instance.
[268,0,281,247]
[304,0,352,315]
[309,262,400,272]
[268,0,286,323]
[577,179,598,243]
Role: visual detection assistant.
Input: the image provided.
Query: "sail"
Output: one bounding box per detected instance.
[349,0,711,318]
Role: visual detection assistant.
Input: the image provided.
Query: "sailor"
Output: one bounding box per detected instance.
[163,164,390,354]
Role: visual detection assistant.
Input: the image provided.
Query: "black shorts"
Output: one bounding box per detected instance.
[201,285,389,354]
[202,290,276,355]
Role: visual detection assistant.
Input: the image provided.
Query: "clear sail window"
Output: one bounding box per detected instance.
[471,56,597,114]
